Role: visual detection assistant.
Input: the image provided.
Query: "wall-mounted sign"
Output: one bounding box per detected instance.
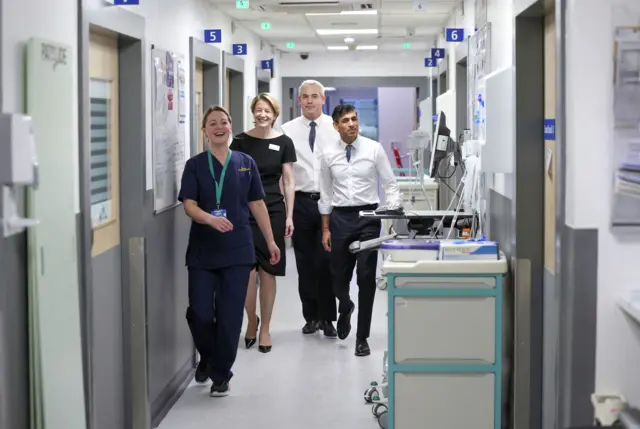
[236,0,249,9]
[445,28,465,42]
[424,58,436,68]
[431,48,445,59]
[261,22,272,30]
[261,59,274,70]
[233,44,247,55]
[286,42,296,49]
[114,0,139,4]
[204,29,222,44]
[544,118,556,140]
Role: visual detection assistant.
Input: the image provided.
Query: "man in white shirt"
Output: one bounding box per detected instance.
[318,104,401,357]
[281,80,338,338]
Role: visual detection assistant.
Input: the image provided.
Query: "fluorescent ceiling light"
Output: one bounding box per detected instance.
[306,10,377,16]
[316,28,378,35]
[356,45,378,50]
[324,87,337,91]
[344,37,355,44]
[327,46,349,51]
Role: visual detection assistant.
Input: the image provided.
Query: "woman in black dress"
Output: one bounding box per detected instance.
[230,93,296,353]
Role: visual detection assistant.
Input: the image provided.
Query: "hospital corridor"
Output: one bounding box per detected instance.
[2,0,640,429]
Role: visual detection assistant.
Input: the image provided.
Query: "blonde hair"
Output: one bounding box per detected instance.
[250,92,281,125]
[202,105,232,129]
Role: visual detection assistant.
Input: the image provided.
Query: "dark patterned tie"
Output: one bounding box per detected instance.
[346,144,352,162]
[309,121,317,152]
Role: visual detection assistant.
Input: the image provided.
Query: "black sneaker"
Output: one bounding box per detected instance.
[194,360,209,384]
[320,321,337,339]
[210,380,230,397]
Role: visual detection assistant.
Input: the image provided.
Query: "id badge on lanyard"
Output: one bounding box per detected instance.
[207,150,232,218]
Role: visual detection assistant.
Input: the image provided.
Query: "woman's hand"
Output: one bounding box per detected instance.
[208,215,234,233]
[285,217,294,238]
[322,230,331,252]
[267,240,281,265]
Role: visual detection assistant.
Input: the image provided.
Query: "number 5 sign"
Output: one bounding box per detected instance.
[204,29,222,43]
[445,28,464,42]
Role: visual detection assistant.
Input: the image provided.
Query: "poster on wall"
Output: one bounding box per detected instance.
[151,46,188,214]
[611,11,640,227]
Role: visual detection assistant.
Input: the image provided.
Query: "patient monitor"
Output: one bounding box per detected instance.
[428,111,451,178]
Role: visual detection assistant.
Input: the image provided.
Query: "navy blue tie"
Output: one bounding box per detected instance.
[346,144,352,162]
[309,121,317,152]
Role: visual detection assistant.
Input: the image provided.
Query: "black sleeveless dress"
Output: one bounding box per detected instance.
[229,133,297,276]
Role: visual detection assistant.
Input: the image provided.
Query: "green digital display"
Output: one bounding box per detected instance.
[236,0,249,9]
[286,42,296,49]
[402,42,411,49]
[261,22,272,30]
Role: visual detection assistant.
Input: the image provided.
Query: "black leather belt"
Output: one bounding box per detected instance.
[333,204,378,213]
[296,191,321,201]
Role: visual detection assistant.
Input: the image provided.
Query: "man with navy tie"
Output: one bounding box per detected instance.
[318,104,401,357]
[281,80,338,338]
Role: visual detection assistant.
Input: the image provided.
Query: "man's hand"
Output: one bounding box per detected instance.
[208,216,234,233]
[267,240,281,265]
[322,230,331,252]
[285,217,294,238]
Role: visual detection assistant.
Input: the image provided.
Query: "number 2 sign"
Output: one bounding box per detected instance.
[424,58,436,68]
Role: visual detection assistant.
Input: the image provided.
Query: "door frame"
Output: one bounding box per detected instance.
[78,4,149,429]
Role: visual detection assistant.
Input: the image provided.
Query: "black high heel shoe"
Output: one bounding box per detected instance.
[244,316,260,349]
[258,332,272,353]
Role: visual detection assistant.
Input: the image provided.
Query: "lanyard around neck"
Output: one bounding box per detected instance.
[207,150,232,209]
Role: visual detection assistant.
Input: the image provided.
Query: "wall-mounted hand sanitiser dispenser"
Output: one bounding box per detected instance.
[0,113,40,238]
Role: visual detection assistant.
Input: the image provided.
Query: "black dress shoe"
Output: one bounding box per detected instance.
[302,320,318,334]
[195,360,209,383]
[355,339,371,357]
[244,316,260,349]
[337,301,355,340]
[319,321,337,338]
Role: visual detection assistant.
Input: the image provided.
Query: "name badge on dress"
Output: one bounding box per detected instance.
[211,209,227,218]
[268,144,280,151]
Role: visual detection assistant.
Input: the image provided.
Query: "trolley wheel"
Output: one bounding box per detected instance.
[372,403,388,417]
[364,388,378,403]
[378,410,388,429]
[377,278,388,291]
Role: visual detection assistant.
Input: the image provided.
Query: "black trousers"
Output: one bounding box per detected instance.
[292,192,337,322]
[186,265,251,383]
[330,205,381,339]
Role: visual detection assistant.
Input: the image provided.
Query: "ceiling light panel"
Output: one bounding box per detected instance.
[355,45,378,50]
[305,10,377,15]
[326,46,349,50]
[316,28,378,35]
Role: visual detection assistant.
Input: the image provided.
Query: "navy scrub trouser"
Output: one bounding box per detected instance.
[186,265,251,383]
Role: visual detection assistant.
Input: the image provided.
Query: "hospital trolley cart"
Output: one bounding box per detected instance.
[380,252,507,429]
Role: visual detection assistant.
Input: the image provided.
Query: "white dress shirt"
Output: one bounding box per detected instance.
[281,114,339,193]
[318,135,402,215]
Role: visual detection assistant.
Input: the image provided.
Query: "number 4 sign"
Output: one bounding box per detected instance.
[431,48,445,59]
[445,28,464,42]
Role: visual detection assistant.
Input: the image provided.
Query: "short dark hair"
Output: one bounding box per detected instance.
[332,104,357,123]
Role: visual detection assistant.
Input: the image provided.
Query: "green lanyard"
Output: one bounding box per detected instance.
[207,150,232,209]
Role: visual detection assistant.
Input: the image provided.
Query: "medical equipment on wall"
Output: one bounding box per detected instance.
[0,113,40,238]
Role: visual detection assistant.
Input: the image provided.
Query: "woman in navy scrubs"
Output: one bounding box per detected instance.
[179,105,280,397]
[230,93,296,353]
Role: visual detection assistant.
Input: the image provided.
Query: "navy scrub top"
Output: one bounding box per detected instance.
[178,150,265,270]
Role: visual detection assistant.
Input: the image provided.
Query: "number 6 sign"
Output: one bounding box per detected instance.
[445,28,464,42]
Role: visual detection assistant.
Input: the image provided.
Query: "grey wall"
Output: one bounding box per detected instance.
[0,0,31,424]
[0,233,29,429]
[281,77,429,124]
[81,8,195,429]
